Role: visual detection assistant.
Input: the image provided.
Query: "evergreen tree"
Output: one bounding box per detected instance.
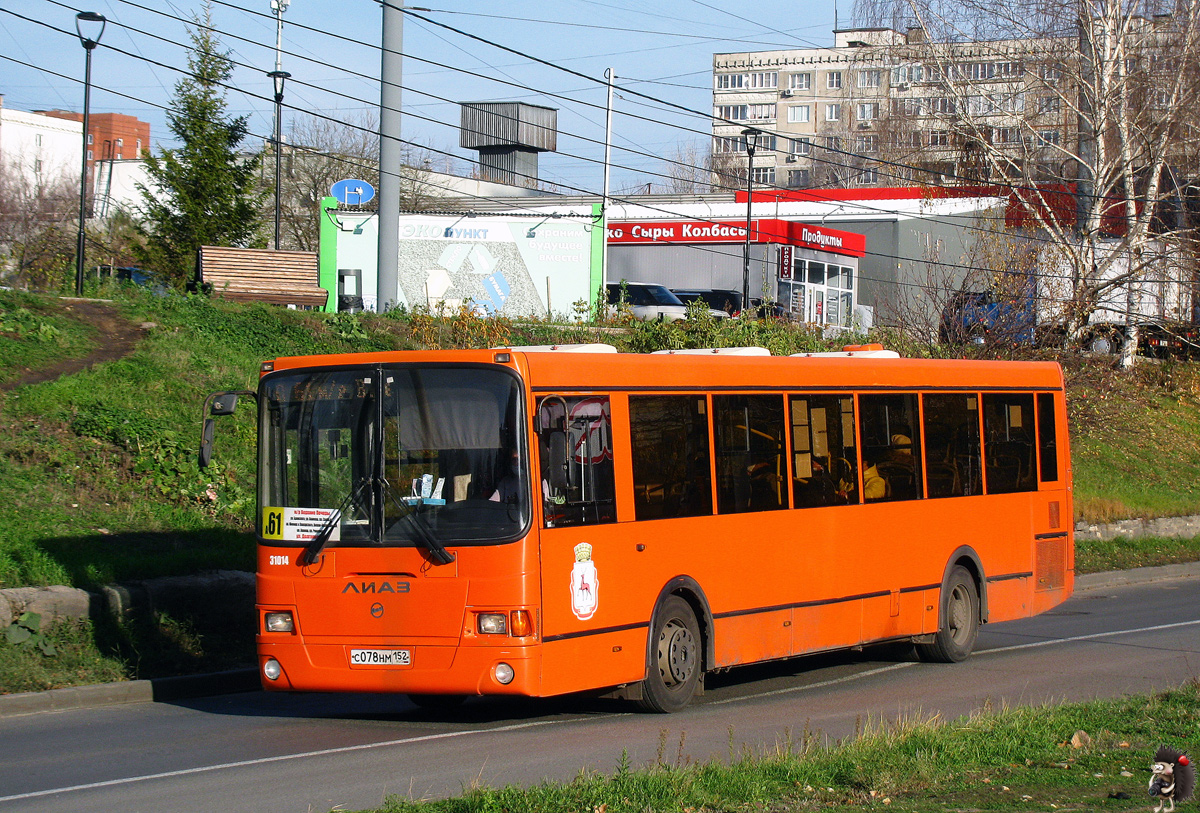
[136,4,263,287]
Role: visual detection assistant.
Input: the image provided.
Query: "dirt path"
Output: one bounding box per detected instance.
[1,299,146,391]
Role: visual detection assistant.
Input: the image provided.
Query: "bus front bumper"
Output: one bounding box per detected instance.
[257,639,541,696]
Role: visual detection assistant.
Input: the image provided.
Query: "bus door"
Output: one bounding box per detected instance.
[534,394,641,695]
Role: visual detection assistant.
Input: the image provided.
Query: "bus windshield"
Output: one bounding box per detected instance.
[259,365,529,550]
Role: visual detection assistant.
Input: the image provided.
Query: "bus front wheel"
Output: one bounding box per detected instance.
[917,565,979,663]
[638,595,702,713]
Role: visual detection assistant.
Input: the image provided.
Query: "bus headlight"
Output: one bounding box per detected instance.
[494,663,515,684]
[263,658,283,681]
[477,613,507,634]
[264,611,294,632]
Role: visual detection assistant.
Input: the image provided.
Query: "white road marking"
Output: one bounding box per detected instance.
[4,617,1197,802]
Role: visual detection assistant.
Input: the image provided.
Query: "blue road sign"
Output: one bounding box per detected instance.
[331,179,376,206]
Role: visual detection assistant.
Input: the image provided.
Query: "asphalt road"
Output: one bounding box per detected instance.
[1,574,1197,813]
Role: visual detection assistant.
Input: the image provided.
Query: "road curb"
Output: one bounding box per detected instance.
[0,668,259,718]
[1075,561,1200,591]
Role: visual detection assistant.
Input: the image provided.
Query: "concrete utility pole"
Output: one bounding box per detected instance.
[377,0,403,311]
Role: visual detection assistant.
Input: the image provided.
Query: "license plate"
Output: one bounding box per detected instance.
[349,648,411,666]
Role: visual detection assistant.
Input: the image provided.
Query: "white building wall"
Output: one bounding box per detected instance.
[93,159,157,219]
[0,108,82,188]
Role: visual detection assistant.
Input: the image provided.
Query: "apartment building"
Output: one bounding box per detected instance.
[712,27,1081,191]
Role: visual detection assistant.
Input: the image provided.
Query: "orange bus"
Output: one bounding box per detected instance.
[204,343,1072,712]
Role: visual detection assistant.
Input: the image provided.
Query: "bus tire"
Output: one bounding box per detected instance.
[637,595,702,713]
[916,565,979,663]
[407,693,467,710]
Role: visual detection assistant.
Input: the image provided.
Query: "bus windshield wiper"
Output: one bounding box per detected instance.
[380,477,455,565]
[299,481,369,566]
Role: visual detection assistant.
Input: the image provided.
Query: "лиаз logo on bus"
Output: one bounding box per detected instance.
[570,543,598,620]
[262,506,341,542]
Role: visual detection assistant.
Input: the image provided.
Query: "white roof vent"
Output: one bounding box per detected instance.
[508,343,618,353]
[652,347,771,356]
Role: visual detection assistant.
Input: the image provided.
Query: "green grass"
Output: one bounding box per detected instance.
[366,680,1200,813]
[0,290,96,384]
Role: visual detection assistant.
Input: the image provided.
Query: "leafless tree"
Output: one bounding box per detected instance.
[0,163,77,290]
[264,111,457,252]
[854,0,1200,359]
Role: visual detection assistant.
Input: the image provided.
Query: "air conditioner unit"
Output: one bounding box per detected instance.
[858,122,873,129]
[785,154,798,163]
[896,82,910,91]
[781,89,795,97]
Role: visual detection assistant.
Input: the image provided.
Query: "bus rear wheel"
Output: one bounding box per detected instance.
[917,565,979,663]
[637,595,702,713]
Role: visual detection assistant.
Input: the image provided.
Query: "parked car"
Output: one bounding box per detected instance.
[606,282,690,321]
[670,288,738,319]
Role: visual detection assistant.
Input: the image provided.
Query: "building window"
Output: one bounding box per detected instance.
[930,97,957,116]
[790,137,812,155]
[719,104,774,121]
[789,72,811,90]
[855,135,878,153]
[35,134,43,147]
[751,166,775,185]
[892,97,925,116]
[1040,64,1063,82]
[891,64,924,84]
[993,127,1021,144]
[716,73,745,90]
[87,134,94,145]
[995,61,1022,78]
[787,104,811,123]
[856,102,879,121]
[787,169,811,188]
[747,103,776,121]
[136,139,142,151]
[825,103,841,122]
[116,138,124,147]
[87,150,93,160]
[34,159,43,174]
[1037,129,1061,146]
[827,71,842,89]
[1037,96,1061,114]
[929,130,949,147]
[749,71,778,89]
[854,167,880,185]
[857,70,881,88]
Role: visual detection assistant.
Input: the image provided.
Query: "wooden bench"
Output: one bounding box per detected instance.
[198,246,329,310]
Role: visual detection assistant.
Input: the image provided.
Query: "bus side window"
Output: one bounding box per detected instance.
[790,394,859,507]
[922,393,983,498]
[982,393,1037,494]
[536,396,616,528]
[859,393,923,503]
[1036,393,1059,483]
[714,394,787,514]
[629,395,713,521]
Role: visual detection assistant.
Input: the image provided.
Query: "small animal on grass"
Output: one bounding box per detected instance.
[1148,746,1195,813]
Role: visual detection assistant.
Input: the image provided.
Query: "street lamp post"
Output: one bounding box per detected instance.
[741,128,759,317]
[74,11,105,297]
[267,70,290,250]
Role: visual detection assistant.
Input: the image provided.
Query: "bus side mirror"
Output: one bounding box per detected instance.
[199,390,257,469]
[200,418,216,469]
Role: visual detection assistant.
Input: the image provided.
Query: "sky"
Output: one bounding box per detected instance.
[0,0,843,197]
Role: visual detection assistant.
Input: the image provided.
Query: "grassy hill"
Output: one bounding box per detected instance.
[1,286,1199,690]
